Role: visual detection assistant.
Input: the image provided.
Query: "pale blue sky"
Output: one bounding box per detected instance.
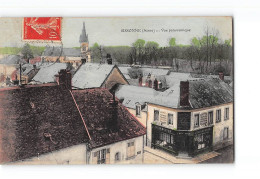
[0,17,232,48]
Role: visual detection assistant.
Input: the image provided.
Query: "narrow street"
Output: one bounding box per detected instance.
[202,145,234,163]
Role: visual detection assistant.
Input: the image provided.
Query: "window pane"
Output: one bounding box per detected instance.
[216,110,221,123]
[225,108,229,120]
[208,111,213,125]
[154,110,159,121]
[168,113,173,125]
[194,114,199,127]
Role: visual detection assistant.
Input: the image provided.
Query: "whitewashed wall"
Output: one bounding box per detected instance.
[11,144,87,165]
[88,135,144,164]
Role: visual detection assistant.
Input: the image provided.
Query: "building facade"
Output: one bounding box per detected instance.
[146,79,233,157]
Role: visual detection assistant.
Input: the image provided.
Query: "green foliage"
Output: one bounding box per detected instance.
[30,46,45,56]
[224,39,232,46]
[169,38,176,47]
[21,43,34,59]
[133,39,145,48]
[0,47,21,55]
[192,37,201,47]
[92,42,99,48]
[145,41,159,49]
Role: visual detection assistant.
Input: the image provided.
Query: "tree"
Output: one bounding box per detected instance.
[21,43,33,60]
[132,39,145,64]
[144,41,159,65]
[90,42,102,63]
[169,38,176,47]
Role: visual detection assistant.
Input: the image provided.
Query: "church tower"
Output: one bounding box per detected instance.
[79,22,91,63]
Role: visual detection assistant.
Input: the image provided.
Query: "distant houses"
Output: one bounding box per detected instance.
[41,22,91,67]
[72,63,129,90]
[31,63,68,84]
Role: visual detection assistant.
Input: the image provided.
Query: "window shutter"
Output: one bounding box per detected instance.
[106,149,110,164]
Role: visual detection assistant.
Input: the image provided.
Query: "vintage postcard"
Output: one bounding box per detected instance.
[0,17,233,165]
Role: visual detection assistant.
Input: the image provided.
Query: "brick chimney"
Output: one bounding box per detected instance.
[148,80,152,88]
[138,74,143,86]
[180,81,190,107]
[107,54,112,65]
[81,58,86,64]
[153,78,158,90]
[107,90,118,131]
[56,69,72,90]
[219,72,224,81]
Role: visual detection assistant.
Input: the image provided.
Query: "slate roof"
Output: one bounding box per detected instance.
[72,88,146,149]
[166,72,192,87]
[0,84,89,164]
[42,47,81,57]
[32,63,67,83]
[116,78,233,110]
[190,73,232,83]
[188,78,233,109]
[118,66,131,75]
[0,55,27,65]
[142,67,170,76]
[115,85,159,110]
[150,78,233,109]
[72,63,115,89]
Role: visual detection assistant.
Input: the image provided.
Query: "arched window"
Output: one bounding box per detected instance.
[115,152,120,161]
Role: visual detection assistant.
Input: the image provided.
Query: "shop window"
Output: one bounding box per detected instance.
[168,113,173,125]
[197,134,205,149]
[154,110,159,121]
[224,108,229,120]
[216,109,221,123]
[194,114,199,127]
[208,111,213,125]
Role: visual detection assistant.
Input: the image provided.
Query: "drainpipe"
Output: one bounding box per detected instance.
[145,102,148,146]
[142,135,144,164]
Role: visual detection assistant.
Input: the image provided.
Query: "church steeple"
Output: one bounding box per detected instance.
[79,22,88,43]
[79,22,91,63]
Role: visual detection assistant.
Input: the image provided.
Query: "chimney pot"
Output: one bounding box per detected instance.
[107,91,118,131]
[81,58,86,64]
[138,75,143,86]
[153,78,158,90]
[219,72,224,81]
[107,54,112,65]
[57,69,72,90]
[180,81,190,107]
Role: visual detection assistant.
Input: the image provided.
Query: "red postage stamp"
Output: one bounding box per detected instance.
[23,17,61,41]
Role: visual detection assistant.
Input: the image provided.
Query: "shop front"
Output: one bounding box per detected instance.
[151,124,213,157]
